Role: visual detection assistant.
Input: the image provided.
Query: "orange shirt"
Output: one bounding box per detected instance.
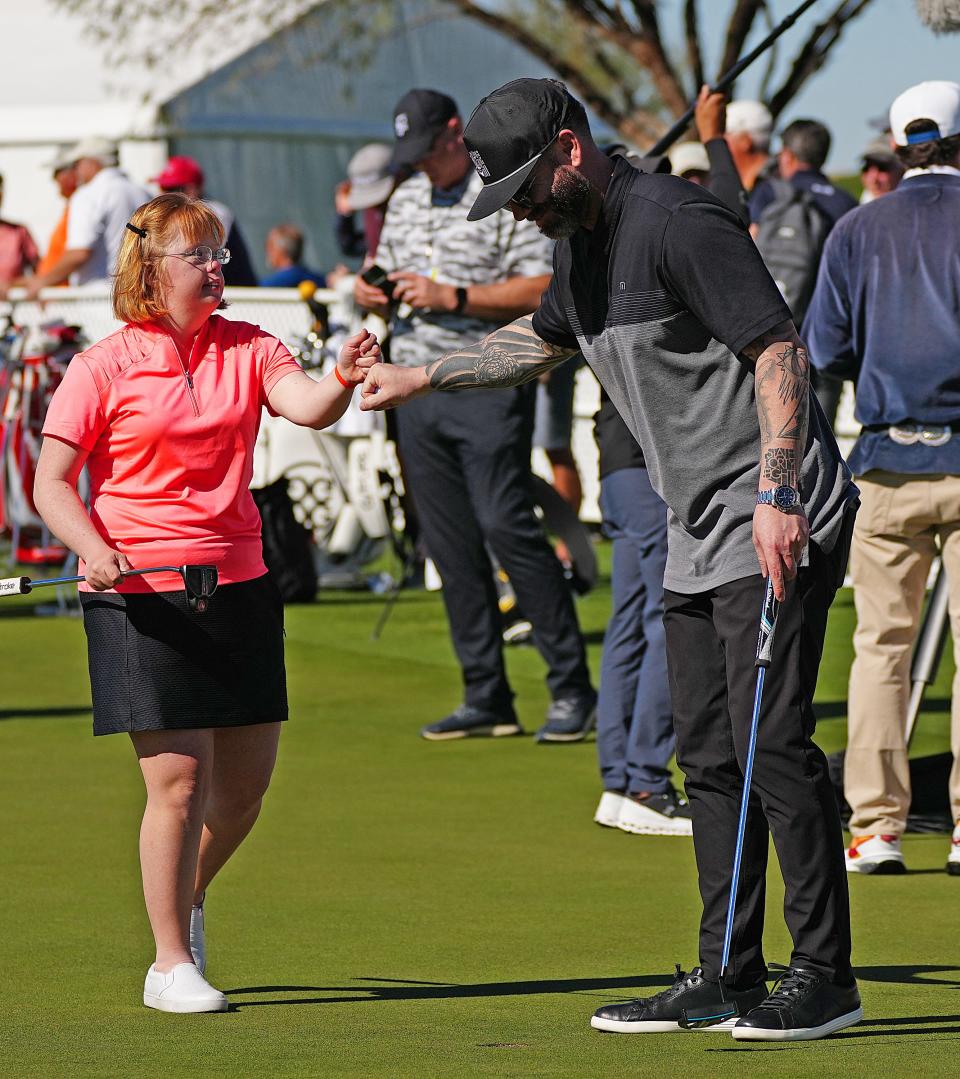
[42,316,301,591]
[36,203,69,279]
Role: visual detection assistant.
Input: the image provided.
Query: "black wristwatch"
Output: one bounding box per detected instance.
[757,485,802,512]
[453,286,468,314]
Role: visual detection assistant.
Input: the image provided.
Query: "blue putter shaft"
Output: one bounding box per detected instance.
[719,577,780,980]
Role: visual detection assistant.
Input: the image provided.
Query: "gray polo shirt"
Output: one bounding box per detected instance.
[533,158,857,594]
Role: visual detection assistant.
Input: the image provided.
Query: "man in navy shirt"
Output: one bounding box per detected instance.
[359,78,862,1043]
[749,119,857,227]
[805,80,960,878]
[260,224,327,289]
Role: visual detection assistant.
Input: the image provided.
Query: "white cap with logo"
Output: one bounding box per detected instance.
[889,80,960,147]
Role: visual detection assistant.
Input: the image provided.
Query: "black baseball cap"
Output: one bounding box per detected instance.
[463,78,574,221]
[390,89,458,169]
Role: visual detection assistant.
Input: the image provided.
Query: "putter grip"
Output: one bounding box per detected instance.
[755,578,780,668]
[0,576,31,596]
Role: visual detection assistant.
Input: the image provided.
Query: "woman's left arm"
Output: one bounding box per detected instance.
[266,328,381,429]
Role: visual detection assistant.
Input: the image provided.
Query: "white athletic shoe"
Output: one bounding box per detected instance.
[190,901,206,975]
[617,789,693,836]
[594,791,627,828]
[845,834,906,874]
[948,824,960,876]
[143,962,228,1013]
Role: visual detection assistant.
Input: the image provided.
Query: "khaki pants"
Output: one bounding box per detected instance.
[846,470,960,834]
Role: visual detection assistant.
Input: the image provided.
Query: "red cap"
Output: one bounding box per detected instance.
[152,156,204,189]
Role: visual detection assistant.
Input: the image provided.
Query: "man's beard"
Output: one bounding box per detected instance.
[536,164,593,239]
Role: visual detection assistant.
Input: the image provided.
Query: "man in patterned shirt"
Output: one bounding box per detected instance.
[354,88,594,743]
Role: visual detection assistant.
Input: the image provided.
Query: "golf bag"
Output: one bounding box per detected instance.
[252,477,318,603]
[0,322,84,564]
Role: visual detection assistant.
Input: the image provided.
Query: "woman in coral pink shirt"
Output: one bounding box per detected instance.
[35,193,380,1014]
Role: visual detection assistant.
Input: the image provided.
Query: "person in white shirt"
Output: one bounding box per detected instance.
[26,137,150,295]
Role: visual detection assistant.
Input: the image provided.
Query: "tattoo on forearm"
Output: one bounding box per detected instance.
[763,447,798,487]
[776,344,807,405]
[752,331,810,451]
[426,315,576,391]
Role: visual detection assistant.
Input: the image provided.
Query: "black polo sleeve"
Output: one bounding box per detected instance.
[531,253,578,350]
[659,198,792,358]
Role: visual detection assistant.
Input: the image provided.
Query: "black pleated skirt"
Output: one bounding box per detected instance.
[80,574,288,736]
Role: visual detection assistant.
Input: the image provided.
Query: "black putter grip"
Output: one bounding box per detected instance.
[755,578,780,668]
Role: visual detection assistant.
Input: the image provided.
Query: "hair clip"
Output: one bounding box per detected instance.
[125,222,147,238]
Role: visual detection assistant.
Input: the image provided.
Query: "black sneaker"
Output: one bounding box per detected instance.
[535,693,597,743]
[591,966,768,1033]
[732,967,862,1041]
[420,705,523,741]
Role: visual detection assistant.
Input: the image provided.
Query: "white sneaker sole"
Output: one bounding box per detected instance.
[845,856,906,874]
[590,1015,737,1034]
[731,1007,863,1041]
[421,723,522,741]
[618,803,693,836]
[594,792,627,828]
[591,1016,683,1033]
[143,991,228,1014]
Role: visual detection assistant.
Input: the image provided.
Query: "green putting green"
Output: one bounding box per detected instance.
[0,556,956,1077]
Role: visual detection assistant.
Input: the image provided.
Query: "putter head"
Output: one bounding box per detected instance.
[180,565,218,613]
[678,1001,741,1030]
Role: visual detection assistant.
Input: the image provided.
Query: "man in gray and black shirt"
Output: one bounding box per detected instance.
[358,79,861,1043]
[355,88,594,743]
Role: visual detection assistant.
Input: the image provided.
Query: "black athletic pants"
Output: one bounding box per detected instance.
[663,510,856,986]
[396,383,592,717]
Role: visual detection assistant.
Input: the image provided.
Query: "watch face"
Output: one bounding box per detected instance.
[774,485,798,510]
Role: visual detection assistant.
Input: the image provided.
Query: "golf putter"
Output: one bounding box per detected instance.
[680,577,780,1030]
[0,564,219,613]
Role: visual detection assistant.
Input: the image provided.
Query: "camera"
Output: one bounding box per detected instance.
[360,264,396,301]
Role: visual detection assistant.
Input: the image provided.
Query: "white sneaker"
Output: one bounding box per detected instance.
[143,962,228,1013]
[617,789,693,836]
[594,791,627,828]
[845,834,906,874]
[948,824,960,876]
[190,902,206,975]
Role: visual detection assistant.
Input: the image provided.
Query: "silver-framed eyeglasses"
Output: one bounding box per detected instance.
[161,246,231,267]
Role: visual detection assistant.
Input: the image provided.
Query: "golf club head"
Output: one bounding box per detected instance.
[678,1001,741,1029]
[180,565,218,613]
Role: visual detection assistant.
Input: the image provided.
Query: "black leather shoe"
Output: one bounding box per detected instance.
[591,966,768,1033]
[732,967,862,1041]
[535,693,597,743]
[420,705,522,741]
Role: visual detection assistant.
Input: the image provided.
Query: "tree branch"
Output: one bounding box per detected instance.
[768,0,876,119]
[684,0,704,96]
[718,0,765,78]
[449,0,665,143]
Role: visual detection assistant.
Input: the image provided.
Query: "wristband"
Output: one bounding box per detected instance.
[454,286,468,314]
[334,366,354,390]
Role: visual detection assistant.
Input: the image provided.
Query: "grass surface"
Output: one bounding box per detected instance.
[1,549,957,1077]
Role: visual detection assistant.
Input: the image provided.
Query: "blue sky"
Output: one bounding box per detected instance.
[671,0,960,172]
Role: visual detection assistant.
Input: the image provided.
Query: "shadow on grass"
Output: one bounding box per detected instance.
[224,973,670,1010]
[0,705,90,721]
[856,964,960,988]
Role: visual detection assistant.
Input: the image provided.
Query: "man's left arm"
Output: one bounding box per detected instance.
[742,318,811,601]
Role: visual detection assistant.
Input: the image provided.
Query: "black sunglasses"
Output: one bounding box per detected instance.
[509,134,561,209]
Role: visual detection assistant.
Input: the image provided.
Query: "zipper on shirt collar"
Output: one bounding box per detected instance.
[173,332,202,416]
